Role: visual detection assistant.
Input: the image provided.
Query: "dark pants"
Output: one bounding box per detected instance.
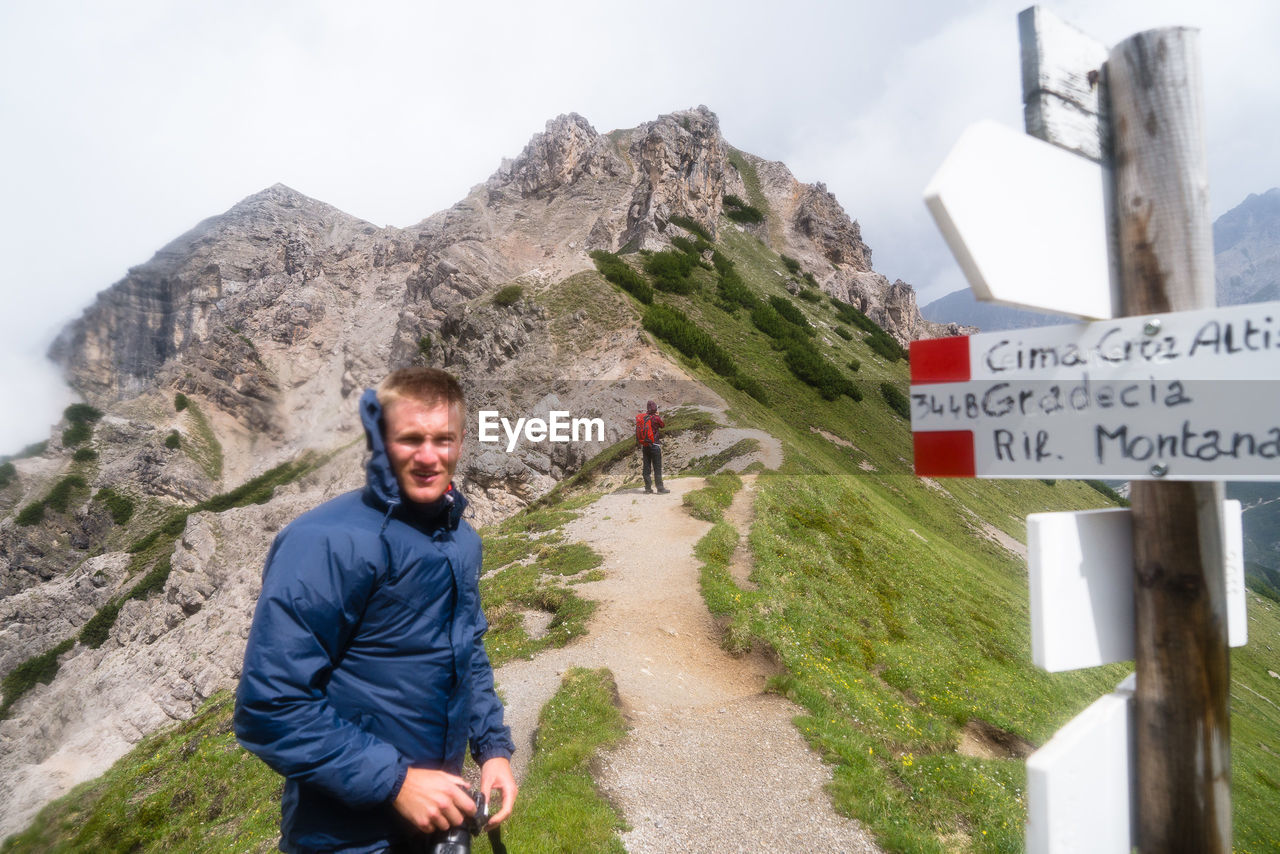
[642,443,664,491]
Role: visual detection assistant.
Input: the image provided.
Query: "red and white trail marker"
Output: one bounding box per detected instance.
[909,301,1280,480]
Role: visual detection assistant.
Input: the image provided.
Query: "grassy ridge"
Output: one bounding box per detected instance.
[651,225,1279,852]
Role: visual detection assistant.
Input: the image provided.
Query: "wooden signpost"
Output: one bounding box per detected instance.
[917,7,1242,853]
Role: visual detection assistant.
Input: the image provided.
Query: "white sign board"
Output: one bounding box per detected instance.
[909,300,1280,479]
[924,120,1118,319]
[1026,675,1135,854]
[1028,502,1247,672]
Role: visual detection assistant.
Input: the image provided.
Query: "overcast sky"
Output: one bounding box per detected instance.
[2,0,1277,454]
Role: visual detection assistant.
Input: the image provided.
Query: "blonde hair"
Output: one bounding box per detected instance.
[376,367,466,413]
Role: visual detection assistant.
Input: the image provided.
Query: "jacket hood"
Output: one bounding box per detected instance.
[358,388,466,528]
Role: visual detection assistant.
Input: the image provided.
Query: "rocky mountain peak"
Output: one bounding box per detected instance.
[486,113,623,198]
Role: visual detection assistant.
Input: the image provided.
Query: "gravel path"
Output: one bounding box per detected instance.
[491,477,880,853]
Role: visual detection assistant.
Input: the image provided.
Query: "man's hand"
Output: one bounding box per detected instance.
[391,768,476,833]
[480,756,518,826]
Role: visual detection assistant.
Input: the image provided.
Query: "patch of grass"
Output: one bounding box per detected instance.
[0,691,284,852]
[682,471,742,522]
[668,214,712,242]
[474,668,627,854]
[536,542,603,577]
[494,284,524,307]
[479,561,596,665]
[184,400,224,481]
[723,194,764,224]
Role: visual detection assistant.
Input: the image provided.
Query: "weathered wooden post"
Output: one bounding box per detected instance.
[916,9,1241,851]
[1108,28,1232,853]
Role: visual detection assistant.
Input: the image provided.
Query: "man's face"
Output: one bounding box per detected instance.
[382,397,464,505]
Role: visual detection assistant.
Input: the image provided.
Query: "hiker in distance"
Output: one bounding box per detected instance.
[235,367,517,854]
[636,399,668,494]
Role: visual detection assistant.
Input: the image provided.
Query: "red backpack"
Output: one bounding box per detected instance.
[635,412,657,446]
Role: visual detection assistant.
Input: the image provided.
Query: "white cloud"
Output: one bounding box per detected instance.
[1,0,1277,452]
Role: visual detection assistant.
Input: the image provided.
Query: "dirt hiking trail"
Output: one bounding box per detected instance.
[492,476,880,853]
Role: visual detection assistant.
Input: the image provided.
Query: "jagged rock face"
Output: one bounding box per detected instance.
[487,113,625,198]
[793,183,872,271]
[621,107,727,248]
[1215,187,1280,305]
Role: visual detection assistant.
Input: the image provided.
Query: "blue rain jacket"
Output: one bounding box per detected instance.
[235,389,514,853]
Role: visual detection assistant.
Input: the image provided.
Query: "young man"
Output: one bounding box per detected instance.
[637,399,668,494]
[235,367,517,853]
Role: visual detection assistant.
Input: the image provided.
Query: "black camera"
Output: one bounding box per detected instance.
[429,788,488,854]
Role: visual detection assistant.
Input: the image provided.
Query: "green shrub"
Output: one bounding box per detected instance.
[493,284,524,307]
[641,305,769,405]
[642,305,736,378]
[730,374,770,405]
[79,601,121,649]
[803,272,818,287]
[768,296,814,333]
[834,326,853,341]
[797,289,822,303]
[643,250,697,294]
[590,250,653,304]
[174,393,189,412]
[128,554,173,601]
[45,475,87,513]
[95,488,135,525]
[723,195,765,224]
[670,235,711,257]
[716,267,759,312]
[779,254,802,275]
[880,382,911,419]
[165,431,181,450]
[668,215,712,242]
[16,502,44,526]
[0,461,15,488]
[867,333,907,363]
[417,335,432,358]
[64,404,102,425]
[62,422,92,447]
[848,358,861,372]
[0,639,74,718]
[751,303,806,344]
[784,345,861,401]
[72,447,98,462]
